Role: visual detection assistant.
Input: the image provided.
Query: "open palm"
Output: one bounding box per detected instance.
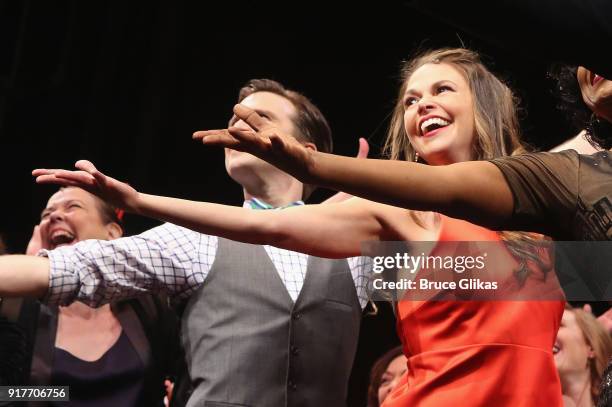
[33,160,139,212]
[193,104,316,182]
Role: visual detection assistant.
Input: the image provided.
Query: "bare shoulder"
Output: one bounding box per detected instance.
[550,130,599,154]
[346,198,438,241]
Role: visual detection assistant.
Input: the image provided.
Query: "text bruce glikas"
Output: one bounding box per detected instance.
[372,252,498,291]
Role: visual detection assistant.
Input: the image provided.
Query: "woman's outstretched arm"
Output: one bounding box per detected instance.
[194,104,515,230]
[303,153,513,229]
[34,161,401,259]
[133,193,388,258]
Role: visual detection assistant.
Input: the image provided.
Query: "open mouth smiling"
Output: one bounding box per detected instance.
[591,72,605,87]
[49,229,76,247]
[419,116,452,137]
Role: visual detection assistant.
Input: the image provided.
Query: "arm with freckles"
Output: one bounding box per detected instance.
[194,104,516,231]
[33,161,415,258]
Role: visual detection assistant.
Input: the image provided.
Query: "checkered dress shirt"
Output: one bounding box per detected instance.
[41,202,372,308]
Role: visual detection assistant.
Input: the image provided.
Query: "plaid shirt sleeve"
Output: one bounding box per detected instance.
[39,223,216,307]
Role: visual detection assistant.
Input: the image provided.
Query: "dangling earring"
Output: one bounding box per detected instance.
[414,153,420,163]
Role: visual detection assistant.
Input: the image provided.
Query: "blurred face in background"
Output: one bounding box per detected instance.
[577,67,612,123]
[378,354,408,405]
[554,309,593,377]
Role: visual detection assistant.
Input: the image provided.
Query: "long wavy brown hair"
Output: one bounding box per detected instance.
[384,48,549,283]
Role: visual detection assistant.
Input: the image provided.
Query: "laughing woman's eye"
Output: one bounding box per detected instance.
[404,96,418,107]
[436,85,453,94]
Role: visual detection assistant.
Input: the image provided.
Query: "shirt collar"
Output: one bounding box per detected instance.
[243,197,305,210]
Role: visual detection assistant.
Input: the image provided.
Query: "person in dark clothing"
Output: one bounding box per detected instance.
[0,188,180,406]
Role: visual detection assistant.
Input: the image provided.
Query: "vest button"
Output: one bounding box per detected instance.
[288,380,297,390]
[293,312,302,320]
[291,345,299,356]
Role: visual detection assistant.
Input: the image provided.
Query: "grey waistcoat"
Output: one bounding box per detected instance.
[181,238,362,407]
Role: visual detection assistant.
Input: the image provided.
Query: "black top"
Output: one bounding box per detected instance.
[51,330,145,407]
[0,296,183,407]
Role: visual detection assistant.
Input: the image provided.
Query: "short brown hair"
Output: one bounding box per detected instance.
[367,346,405,407]
[237,79,333,200]
[60,187,123,232]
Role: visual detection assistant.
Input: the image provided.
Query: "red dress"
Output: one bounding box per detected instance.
[382,215,564,407]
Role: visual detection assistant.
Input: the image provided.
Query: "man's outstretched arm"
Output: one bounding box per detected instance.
[3,223,206,307]
[0,255,49,299]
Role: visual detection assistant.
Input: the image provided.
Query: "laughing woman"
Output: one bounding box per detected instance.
[0,188,180,406]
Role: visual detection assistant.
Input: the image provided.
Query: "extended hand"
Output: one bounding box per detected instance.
[33,160,140,212]
[596,306,612,335]
[193,104,316,182]
[322,138,369,204]
[583,303,612,334]
[355,137,370,159]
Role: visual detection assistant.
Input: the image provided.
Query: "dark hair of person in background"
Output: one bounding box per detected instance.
[548,65,612,150]
[96,195,124,227]
[58,186,124,227]
[0,234,29,387]
[237,79,334,200]
[598,361,612,407]
[367,346,405,407]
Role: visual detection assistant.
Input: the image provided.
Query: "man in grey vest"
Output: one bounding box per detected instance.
[0,79,371,407]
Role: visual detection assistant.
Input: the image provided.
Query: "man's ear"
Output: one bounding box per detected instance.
[106,222,123,240]
[302,142,317,152]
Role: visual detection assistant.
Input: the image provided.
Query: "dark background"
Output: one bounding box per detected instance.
[0,1,579,405]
